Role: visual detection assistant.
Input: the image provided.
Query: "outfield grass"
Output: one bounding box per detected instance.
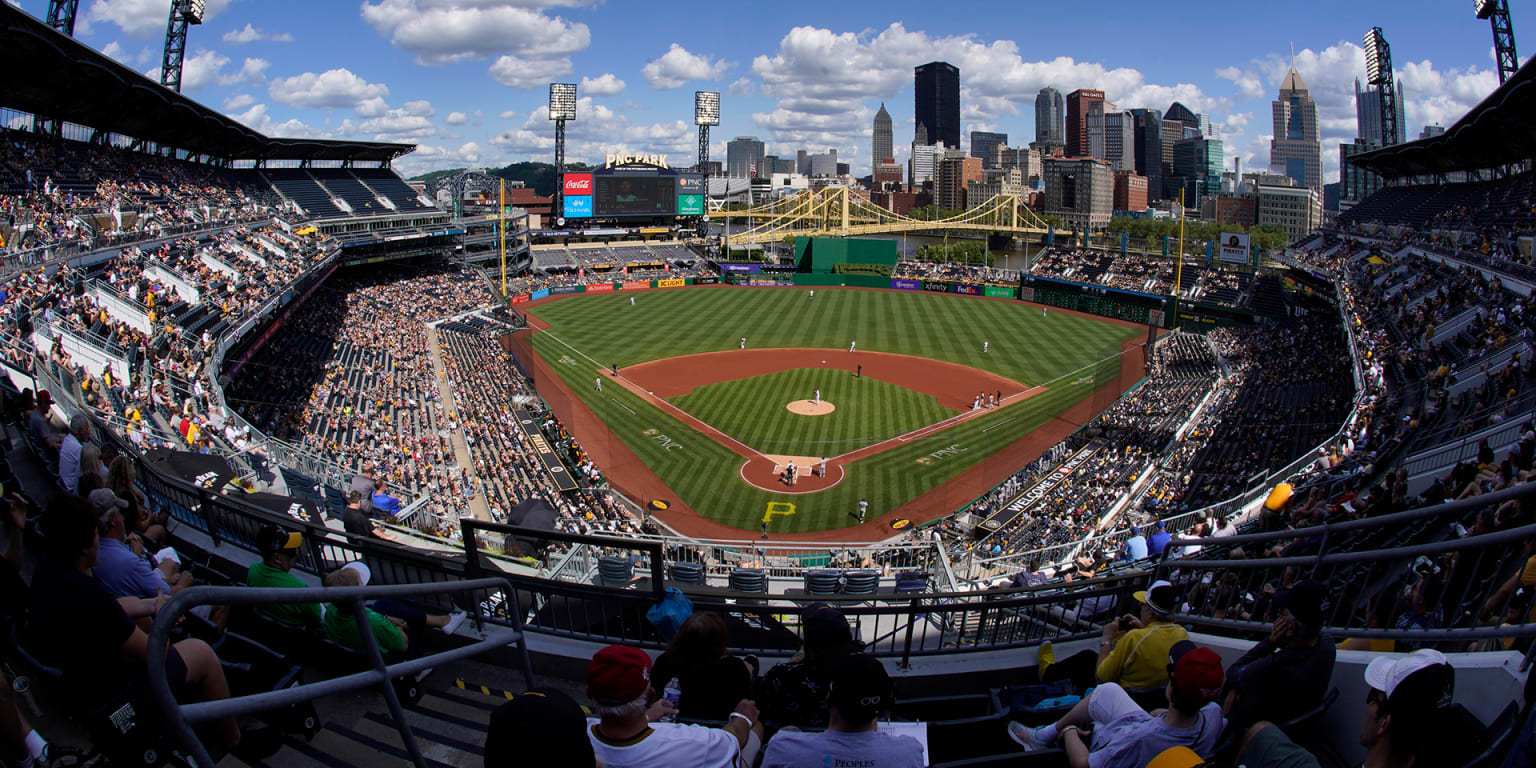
[667,368,954,455]
[526,287,1142,533]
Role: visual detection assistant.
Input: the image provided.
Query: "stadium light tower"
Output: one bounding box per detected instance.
[549,82,577,225]
[1362,27,1399,151]
[161,0,205,93]
[695,91,720,235]
[45,0,80,37]
[1475,0,1520,85]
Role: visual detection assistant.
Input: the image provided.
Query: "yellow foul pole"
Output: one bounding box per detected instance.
[1175,188,1185,298]
[498,178,506,297]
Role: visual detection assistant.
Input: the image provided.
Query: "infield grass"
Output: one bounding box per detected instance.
[667,368,954,455]
[525,286,1142,533]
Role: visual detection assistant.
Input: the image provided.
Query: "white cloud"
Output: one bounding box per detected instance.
[393,140,494,176]
[221,57,270,87]
[269,68,391,114]
[402,99,435,117]
[226,103,328,139]
[81,0,232,37]
[488,97,689,166]
[1216,66,1266,100]
[642,44,731,89]
[580,73,626,97]
[146,51,267,91]
[497,109,517,120]
[359,0,590,67]
[223,92,255,111]
[100,41,127,62]
[223,23,294,44]
[488,54,573,89]
[445,111,469,125]
[727,77,754,96]
[359,109,437,140]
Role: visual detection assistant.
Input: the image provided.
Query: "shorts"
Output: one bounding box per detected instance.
[1086,683,1154,751]
[1240,723,1321,768]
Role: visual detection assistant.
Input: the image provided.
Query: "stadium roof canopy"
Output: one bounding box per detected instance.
[0,4,413,164]
[1352,55,1536,179]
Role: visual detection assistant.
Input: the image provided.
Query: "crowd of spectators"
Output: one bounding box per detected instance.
[1029,246,1254,306]
[891,260,1017,283]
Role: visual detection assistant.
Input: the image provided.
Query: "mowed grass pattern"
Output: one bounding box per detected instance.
[526,287,1143,533]
[667,368,954,455]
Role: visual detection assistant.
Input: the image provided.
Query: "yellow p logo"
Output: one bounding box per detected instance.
[762,502,797,523]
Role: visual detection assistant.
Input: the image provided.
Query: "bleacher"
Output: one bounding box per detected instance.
[263,169,345,219]
[308,169,389,216]
[352,168,436,211]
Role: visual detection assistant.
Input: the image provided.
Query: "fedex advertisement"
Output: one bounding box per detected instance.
[563,173,593,196]
[563,195,593,218]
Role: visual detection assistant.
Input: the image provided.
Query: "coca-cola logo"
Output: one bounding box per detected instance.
[563,174,592,193]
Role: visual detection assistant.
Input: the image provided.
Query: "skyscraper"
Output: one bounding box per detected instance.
[970,131,1007,169]
[1130,109,1164,200]
[915,62,961,149]
[1355,78,1406,147]
[872,103,894,168]
[1270,65,1322,192]
[1065,89,1104,158]
[1034,87,1064,147]
[726,136,765,178]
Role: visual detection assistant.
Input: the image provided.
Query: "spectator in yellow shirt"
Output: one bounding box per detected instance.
[1095,580,1190,691]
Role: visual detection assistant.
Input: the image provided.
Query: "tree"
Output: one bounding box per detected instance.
[916,240,993,266]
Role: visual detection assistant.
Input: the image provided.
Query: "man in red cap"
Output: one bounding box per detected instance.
[1010,640,1225,767]
[586,644,763,767]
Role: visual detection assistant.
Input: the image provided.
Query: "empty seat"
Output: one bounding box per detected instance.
[668,561,705,585]
[895,571,929,593]
[805,570,842,596]
[729,568,767,594]
[842,570,879,596]
[597,556,634,588]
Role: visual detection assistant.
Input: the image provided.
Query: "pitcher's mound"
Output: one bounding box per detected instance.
[787,400,835,416]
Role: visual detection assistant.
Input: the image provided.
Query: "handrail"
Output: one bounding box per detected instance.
[146,579,531,768]
[462,519,666,602]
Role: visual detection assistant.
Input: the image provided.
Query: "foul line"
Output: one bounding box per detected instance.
[611,398,637,415]
[983,417,1017,433]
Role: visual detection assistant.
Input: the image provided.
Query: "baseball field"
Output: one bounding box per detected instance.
[515,285,1145,537]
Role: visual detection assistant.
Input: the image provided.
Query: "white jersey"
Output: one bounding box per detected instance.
[589,723,742,768]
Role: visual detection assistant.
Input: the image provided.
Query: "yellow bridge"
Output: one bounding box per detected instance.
[717,188,1051,246]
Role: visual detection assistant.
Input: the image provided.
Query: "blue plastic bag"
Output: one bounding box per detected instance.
[646,588,694,641]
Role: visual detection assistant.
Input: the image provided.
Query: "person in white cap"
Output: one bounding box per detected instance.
[1237,649,1455,768]
[321,562,465,663]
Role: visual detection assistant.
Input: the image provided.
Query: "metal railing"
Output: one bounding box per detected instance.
[146,579,532,768]
[1,216,271,278]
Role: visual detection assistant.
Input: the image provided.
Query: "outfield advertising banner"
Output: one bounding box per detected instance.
[1019,286,1035,303]
[1219,232,1251,264]
[622,281,650,290]
[923,280,950,292]
[585,283,614,293]
[693,276,719,285]
[530,289,550,300]
[510,294,530,304]
[984,286,1014,298]
[657,279,686,288]
[719,263,761,274]
[891,278,922,290]
[550,285,584,295]
[951,284,983,296]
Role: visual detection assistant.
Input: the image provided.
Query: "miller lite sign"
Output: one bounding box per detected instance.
[563,173,593,195]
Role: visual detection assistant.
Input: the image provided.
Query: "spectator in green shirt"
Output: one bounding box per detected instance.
[321,562,465,663]
[245,525,322,628]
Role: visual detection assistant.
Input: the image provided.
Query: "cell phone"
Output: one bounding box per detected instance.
[1119,617,1134,632]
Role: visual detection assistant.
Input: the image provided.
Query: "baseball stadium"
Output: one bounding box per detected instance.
[0,2,1533,767]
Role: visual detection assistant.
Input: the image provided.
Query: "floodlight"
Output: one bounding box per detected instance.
[183,0,205,23]
[695,91,721,126]
[1475,0,1495,19]
[548,83,577,121]
[1363,28,1389,84]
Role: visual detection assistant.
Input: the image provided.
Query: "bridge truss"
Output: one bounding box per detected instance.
[718,188,1051,247]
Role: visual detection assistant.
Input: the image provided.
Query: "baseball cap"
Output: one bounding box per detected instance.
[1276,579,1328,628]
[1364,649,1454,713]
[340,561,370,586]
[803,603,853,650]
[87,488,128,520]
[1134,579,1178,616]
[36,390,52,408]
[1169,643,1224,704]
[827,654,893,722]
[586,645,653,705]
[257,524,303,556]
[485,687,595,768]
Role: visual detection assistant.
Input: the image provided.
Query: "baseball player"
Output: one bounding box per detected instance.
[849,340,856,352]
[857,498,868,523]
[630,296,636,306]
[740,337,746,349]
[595,377,602,392]
[1043,306,1047,317]
[983,340,989,353]
[809,290,815,299]
[814,387,820,405]
[787,461,797,486]
[819,457,827,477]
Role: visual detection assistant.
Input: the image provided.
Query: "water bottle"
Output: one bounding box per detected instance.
[661,677,682,722]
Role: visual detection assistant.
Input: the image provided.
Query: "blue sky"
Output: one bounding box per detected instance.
[10,0,1526,181]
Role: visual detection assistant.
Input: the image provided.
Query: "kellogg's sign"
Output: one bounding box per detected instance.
[563,173,593,195]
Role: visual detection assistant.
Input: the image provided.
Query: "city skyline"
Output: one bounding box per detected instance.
[12,0,1524,182]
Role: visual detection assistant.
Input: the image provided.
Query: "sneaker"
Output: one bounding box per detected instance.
[440,611,467,635]
[1038,641,1055,675]
[1006,721,1048,751]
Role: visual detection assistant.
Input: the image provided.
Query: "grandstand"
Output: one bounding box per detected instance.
[0,3,1532,766]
